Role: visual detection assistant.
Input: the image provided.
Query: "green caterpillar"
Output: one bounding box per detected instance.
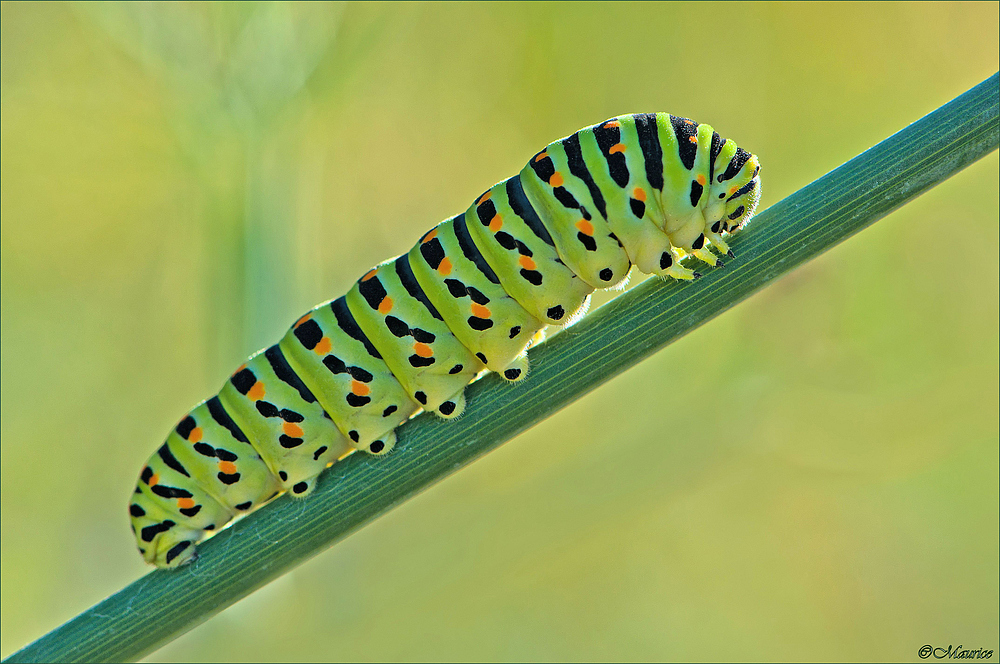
[130,113,761,568]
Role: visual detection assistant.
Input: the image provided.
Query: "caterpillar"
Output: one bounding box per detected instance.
[130,113,761,568]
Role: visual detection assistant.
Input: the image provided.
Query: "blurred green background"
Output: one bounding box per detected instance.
[2,2,997,661]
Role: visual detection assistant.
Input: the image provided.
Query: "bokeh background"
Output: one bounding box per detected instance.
[2,2,997,661]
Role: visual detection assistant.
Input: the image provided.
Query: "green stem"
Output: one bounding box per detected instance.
[6,73,997,664]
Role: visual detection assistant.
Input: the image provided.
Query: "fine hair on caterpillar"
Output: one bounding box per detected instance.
[129,113,761,568]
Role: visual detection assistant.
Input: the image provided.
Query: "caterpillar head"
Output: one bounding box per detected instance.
[708,145,761,236]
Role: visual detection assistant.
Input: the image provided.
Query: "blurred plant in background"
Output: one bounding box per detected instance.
[2,2,997,661]
[80,2,364,374]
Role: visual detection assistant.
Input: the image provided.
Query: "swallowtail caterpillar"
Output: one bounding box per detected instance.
[130,113,761,568]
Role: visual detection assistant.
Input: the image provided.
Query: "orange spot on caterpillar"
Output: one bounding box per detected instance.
[604,120,621,128]
[697,174,706,185]
[314,337,332,355]
[688,135,698,144]
[412,342,433,358]
[378,297,393,314]
[351,380,371,396]
[576,219,594,236]
[294,314,312,328]
[685,119,695,125]
[632,187,646,202]
[470,303,492,319]
[519,255,537,270]
[189,427,203,444]
[218,461,237,475]
[609,143,626,154]
[248,381,265,401]
[422,228,438,243]
[438,257,453,276]
[729,186,739,196]
[477,191,492,204]
[282,422,304,438]
[549,172,564,187]
[148,473,159,487]
[236,364,247,373]
[177,498,195,510]
[534,151,548,162]
[361,269,377,281]
[489,214,502,232]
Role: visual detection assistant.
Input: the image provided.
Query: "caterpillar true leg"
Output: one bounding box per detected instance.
[691,244,725,269]
[656,246,701,281]
[704,220,733,258]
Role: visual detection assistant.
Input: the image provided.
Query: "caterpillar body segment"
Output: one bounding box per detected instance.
[217,346,355,498]
[133,454,233,567]
[407,215,545,380]
[163,399,280,512]
[130,113,761,568]
[520,136,633,290]
[462,177,593,329]
[346,256,481,417]
[279,299,417,455]
[570,116,677,280]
